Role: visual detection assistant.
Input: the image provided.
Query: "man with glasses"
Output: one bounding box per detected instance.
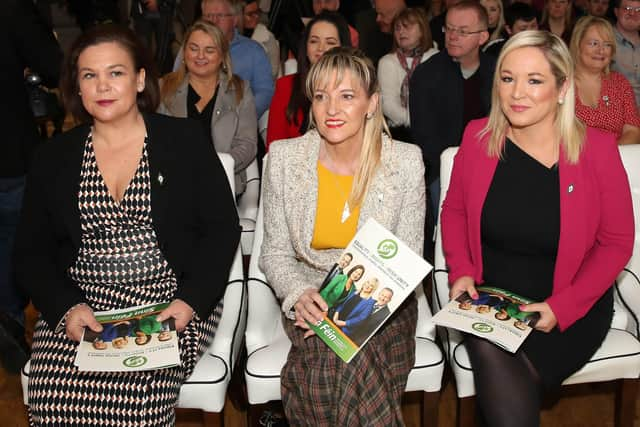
[242,0,280,80]
[410,1,495,234]
[174,0,274,117]
[613,0,640,104]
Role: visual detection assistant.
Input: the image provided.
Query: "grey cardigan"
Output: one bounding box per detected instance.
[259,130,426,314]
[159,75,258,194]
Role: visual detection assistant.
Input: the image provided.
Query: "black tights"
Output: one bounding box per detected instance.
[465,335,543,427]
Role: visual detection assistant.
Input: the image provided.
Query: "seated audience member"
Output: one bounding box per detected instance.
[484,2,539,56]
[174,0,274,118]
[481,0,506,42]
[260,47,425,425]
[612,0,640,105]
[441,30,633,427]
[378,7,438,140]
[14,25,240,425]
[356,0,407,65]
[540,0,575,44]
[572,16,640,143]
[313,0,360,46]
[410,1,495,222]
[266,11,351,149]
[587,0,611,16]
[242,0,281,80]
[160,21,258,194]
[430,0,464,51]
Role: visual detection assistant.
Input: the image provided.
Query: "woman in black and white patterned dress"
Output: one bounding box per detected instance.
[13,25,240,426]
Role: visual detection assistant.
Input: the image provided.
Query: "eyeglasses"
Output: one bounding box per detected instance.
[621,5,640,12]
[442,25,487,37]
[203,12,235,21]
[585,39,615,50]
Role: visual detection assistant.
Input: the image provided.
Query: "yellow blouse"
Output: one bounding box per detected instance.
[311,163,361,249]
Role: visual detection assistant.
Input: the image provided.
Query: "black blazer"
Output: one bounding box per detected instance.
[1,0,63,177]
[13,113,241,327]
[409,50,496,184]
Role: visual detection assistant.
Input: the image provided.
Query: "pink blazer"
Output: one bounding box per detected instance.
[441,118,634,331]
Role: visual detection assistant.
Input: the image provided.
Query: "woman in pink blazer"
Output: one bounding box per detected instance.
[441,31,634,427]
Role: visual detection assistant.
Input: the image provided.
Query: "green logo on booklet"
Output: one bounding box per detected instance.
[472,322,493,333]
[377,239,398,259]
[123,355,148,368]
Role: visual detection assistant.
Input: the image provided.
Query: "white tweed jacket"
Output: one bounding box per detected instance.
[259,130,426,314]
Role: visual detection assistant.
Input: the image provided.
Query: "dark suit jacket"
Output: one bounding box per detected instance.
[350,304,391,346]
[1,0,63,177]
[355,8,393,66]
[13,113,241,327]
[409,50,496,184]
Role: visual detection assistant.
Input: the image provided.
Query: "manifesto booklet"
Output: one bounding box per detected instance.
[75,302,180,372]
[432,286,540,353]
[309,218,432,363]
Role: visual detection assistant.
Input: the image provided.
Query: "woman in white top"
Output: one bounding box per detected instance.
[378,8,438,142]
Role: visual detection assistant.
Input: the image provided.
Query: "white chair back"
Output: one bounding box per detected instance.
[614,145,640,338]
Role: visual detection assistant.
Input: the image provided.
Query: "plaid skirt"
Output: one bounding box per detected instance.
[281,297,417,426]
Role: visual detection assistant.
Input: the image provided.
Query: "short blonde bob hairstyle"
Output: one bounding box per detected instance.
[306,47,391,208]
[570,16,617,75]
[480,30,585,164]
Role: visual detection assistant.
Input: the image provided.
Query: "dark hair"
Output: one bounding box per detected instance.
[448,0,490,29]
[286,10,352,126]
[392,8,433,52]
[347,265,365,281]
[505,2,538,28]
[60,24,160,123]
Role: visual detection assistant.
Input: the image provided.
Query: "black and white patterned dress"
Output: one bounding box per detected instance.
[27,135,222,426]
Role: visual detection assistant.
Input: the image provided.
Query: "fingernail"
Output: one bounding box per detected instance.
[519,305,525,310]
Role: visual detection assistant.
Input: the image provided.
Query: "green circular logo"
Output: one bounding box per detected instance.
[377,239,398,259]
[123,355,148,368]
[472,322,493,333]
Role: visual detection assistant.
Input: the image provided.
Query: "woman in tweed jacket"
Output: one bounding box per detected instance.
[259,47,426,426]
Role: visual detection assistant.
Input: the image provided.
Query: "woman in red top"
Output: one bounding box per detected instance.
[265,11,351,150]
[571,16,640,144]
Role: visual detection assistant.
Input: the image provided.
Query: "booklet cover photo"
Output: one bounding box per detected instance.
[75,302,180,372]
[309,218,433,363]
[432,286,540,352]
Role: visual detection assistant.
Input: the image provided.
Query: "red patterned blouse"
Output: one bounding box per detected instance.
[575,71,640,139]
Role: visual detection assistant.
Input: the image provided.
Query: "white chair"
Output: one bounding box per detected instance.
[238,158,260,256]
[432,146,640,427]
[21,153,248,424]
[244,156,445,426]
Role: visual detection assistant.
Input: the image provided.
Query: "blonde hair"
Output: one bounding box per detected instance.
[480,30,585,164]
[570,16,616,75]
[360,277,380,293]
[160,20,244,104]
[481,0,506,41]
[306,47,391,208]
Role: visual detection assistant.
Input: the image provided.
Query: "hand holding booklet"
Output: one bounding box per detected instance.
[75,302,180,371]
[431,286,540,352]
[308,218,433,363]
